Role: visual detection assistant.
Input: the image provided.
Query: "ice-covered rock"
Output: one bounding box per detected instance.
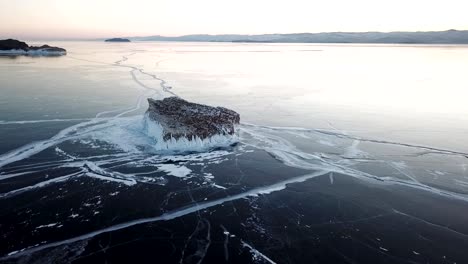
[0,39,66,56]
[143,97,240,151]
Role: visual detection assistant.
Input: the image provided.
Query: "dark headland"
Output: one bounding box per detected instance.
[105,38,131,42]
[0,39,66,55]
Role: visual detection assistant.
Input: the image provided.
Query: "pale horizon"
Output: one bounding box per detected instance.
[1,0,468,40]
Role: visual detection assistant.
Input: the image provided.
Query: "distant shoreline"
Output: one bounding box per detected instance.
[9,29,468,44]
[122,29,468,44]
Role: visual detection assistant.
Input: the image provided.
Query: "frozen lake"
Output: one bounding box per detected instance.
[1,42,468,263]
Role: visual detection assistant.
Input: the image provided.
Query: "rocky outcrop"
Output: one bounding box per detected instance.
[105,38,131,42]
[0,39,66,55]
[145,97,240,141]
[0,39,29,50]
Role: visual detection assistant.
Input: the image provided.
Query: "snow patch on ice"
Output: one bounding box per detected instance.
[156,164,191,178]
[213,184,227,189]
[36,223,60,229]
[318,140,336,147]
[379,247,389,252]
[55,147,77,160]
[392,161,407,169]
[344,140,366,158]
[174,151,231,161]
[242,240,277,264]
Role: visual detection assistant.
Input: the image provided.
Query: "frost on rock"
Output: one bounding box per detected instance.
[143,97,240,151]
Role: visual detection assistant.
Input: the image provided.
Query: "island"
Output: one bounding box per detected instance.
[143,97,240,150]
[105,38,131,42]
[0,39,66,56]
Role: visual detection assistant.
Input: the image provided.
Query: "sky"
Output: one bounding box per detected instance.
[1,0,467,39]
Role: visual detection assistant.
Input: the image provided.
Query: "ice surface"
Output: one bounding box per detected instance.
[2,171,328,258]
[3,45,468,262]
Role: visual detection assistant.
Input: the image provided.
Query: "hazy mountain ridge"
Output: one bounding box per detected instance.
[129,30,468,44]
